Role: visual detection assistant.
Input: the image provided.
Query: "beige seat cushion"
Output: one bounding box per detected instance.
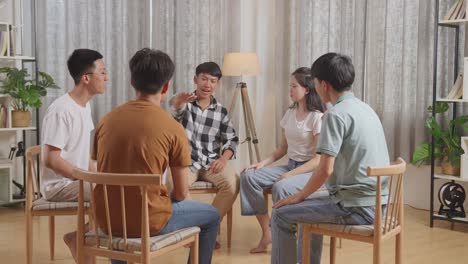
[190,181,214,190]
[304,216,399,237]
[32,198,90,211]
[85,226,200,252]
[307,223,375,236]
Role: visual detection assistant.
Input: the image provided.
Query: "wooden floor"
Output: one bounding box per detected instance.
[1,195,468,264]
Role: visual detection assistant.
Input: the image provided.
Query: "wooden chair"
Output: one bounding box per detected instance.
[25,145,89,264]
[74,169,200,264]
[300,158,406,264]
[190,181,233,248]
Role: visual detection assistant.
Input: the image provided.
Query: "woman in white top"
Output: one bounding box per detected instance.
[240,67,325,253]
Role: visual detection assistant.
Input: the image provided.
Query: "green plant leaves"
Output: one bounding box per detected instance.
[0,67,59,111]
[413,103,468,168]
[427,102,449,114]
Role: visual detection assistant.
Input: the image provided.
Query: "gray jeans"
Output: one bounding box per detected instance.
[270,195,377,264]
[240,159,326,216]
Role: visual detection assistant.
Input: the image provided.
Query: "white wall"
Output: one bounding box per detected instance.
[0,0,13,23]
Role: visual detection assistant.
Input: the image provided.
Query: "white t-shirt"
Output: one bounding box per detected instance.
[280,108,323,162]
[40,93,94,199]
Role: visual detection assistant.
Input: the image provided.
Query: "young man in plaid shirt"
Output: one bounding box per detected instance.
[168,62,239,248]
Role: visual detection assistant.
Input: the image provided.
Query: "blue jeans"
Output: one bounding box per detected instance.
[240,159,326,215]
[111,200,220,264]
[270,195,375,264]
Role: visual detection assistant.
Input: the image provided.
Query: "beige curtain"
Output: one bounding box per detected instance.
[36,0,455,171]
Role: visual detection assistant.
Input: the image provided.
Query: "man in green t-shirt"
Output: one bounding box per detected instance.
[270,53,390,264]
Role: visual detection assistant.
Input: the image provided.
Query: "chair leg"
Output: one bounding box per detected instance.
[191,234,199,264]
[26,211,33,264]
[49,216,55,260]
[373,242,381,264]
[227,208,232,248]
[330,237,336,264]
[396,233,402,264]
[302,225,310,264]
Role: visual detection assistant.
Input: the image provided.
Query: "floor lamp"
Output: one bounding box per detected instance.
[222,52,261,164]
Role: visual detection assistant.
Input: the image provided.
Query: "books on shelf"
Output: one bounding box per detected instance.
[446,73,463,99]
[464,58,468,100]
[444,0,468,20]
[0,22,14,57]
[0,105,7,128]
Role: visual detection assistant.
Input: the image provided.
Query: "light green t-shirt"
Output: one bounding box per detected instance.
[317,93,390,207]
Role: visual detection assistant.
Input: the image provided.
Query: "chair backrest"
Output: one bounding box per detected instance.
[367,157,406,240]
[72,169,161,261]
[25,145,42,209]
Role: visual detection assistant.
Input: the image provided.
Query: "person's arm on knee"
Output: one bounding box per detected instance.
[273,154,334,208]
[210,107,239,175]
[276,134,321,182]
[242,129,288,173]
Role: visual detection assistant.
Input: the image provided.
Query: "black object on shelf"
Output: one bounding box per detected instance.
[12,180,25,199]
[438,182,466,219]
[8,144,16,160]
[16,141,24,157]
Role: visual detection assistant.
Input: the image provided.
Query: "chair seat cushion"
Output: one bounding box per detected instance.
[308,223,375,236]
[32,198,90,211]
[190,181,214,189]
[85,226,201,252]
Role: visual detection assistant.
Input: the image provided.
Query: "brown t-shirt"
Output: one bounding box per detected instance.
[91,100,191,238]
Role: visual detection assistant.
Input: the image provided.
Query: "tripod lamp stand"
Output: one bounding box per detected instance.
[222,52,261,164]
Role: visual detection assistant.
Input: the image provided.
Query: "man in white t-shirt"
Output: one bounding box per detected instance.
[41,49,107,263]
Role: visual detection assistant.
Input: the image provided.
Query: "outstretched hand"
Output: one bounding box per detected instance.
[172,92,197,109]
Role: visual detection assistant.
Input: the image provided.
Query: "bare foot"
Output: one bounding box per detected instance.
[249,236,271,254]
[214,241,221,250]
[63,231,93,263]
[63,232,78,262]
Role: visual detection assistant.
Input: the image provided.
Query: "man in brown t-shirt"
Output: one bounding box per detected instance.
[92,48,220,264]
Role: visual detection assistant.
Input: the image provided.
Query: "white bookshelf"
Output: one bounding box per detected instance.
[436,98,468,103]
[0,56,35,61]
[0,1,37,204]
[439,19,468,26]
[433,213,468,223]
[434,173,468,183]
[0,127,35,132]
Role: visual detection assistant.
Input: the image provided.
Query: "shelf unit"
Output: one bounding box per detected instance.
[430,1,468,226]
[437,98,468,103]
[0,0,38,205]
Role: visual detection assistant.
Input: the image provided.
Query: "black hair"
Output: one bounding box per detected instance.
[67,49,103,85]
[195,62,222,79]
[290,67,324,113]
[129,48,175,94]
[310,52,355,92]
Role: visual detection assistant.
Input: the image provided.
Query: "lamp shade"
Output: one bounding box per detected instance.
[221,52,260,76]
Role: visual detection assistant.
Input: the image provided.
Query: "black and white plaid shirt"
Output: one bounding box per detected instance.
[173,96,238,170]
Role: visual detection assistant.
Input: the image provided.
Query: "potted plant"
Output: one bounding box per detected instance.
[412,102,468,175]
[0,67,59,127]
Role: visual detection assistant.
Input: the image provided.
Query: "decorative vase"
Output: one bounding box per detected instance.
[441,156,460,176]
[11,110,31,127]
